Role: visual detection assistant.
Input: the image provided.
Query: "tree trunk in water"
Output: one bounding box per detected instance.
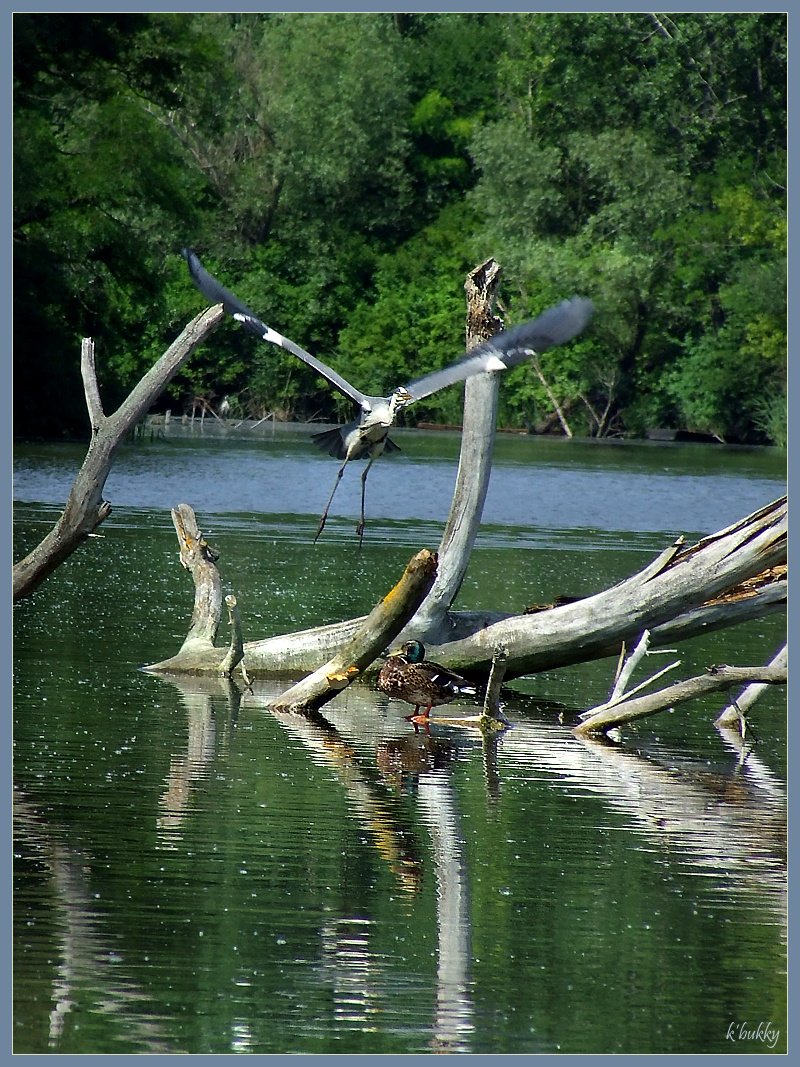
[409,258,504,642]
[144,495,785,684]
[13,306,224,602]
[432,497,786,680]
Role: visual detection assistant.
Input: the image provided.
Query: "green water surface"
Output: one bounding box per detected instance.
[13,433,787,1054]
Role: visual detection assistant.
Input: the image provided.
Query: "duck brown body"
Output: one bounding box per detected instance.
[377,640,476,717]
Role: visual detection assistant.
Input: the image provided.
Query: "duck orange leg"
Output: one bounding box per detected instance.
[409,701,434,726]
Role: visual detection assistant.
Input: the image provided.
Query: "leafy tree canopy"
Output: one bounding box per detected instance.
[14,11,786,444]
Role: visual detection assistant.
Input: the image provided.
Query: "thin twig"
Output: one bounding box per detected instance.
[609,631,650,703]
[588,660,682,718]
[219,594,246,677]
[481,644,509,724]
[532,356,572,437]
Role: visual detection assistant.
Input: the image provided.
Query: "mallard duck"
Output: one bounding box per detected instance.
[377,640,476,718]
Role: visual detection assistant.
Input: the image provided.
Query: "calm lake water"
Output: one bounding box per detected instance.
[13,426,787,1055]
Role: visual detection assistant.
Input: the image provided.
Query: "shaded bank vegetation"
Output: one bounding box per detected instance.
[14,12,786,444]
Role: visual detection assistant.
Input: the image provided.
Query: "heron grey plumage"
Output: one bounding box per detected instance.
[182,249,593,543]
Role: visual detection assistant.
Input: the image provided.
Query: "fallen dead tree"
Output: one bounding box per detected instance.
[140,263,785,707]
[144,495,785,697]
[574,664,787,737]
[573,629,787,737]
[13,306,224,602]
[146,506,440,715]
[26,257,783,727]
[430,496,786,680]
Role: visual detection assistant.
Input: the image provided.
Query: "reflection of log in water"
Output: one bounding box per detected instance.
[156,680,244,845]
[502,720,787,939]
[154,673,426,891]
[271,707,425,895]
[316,916,393,1029]
[417,770,474,1054]
[13,788,183,1053]
[154,673,477,1047]
[157,695,217,841]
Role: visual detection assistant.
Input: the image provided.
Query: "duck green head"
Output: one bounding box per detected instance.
[399,640,426,663]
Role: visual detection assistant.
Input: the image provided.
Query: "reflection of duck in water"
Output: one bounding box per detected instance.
[377,641,476,720]
[377,734,455,783]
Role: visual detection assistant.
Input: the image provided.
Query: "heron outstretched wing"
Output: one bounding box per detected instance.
[184,250,592,411]
[183,248,255,319]
[183,249,367,407]
[401,296,593,402]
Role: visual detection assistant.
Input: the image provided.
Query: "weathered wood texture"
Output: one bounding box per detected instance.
[219,596,248,679]
[574,664,787,736]
[269,549,438,712]
[409,258,504,642]
[433,496,786,681]
[481,645,509,724]
[715,642,788,726]
[146,495,785,687]
[171,503,224,651]
[146,505,438,701]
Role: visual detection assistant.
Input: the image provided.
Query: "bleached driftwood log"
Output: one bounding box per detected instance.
[715,642,788,728]
[269,549,438,712]
[146,494,785,687]
[13,306,224,602]
[434,496,786,680]
[171,502,224,653]
[151,508,784,680]
[410,257,504,643]
[146,506,438,706]
[574,664,787,737]
[231,496,784,681]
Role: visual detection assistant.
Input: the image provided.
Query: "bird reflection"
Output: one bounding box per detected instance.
[376,733,455,789]
[268,706,426,895]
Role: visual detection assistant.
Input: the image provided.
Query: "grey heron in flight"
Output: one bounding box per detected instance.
[183,249,593,544]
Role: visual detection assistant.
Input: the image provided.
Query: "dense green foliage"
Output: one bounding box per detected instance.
[14,12,786,443]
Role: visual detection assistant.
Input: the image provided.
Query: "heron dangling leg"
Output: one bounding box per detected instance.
[356,449,380,548]
[314,458,349,543]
